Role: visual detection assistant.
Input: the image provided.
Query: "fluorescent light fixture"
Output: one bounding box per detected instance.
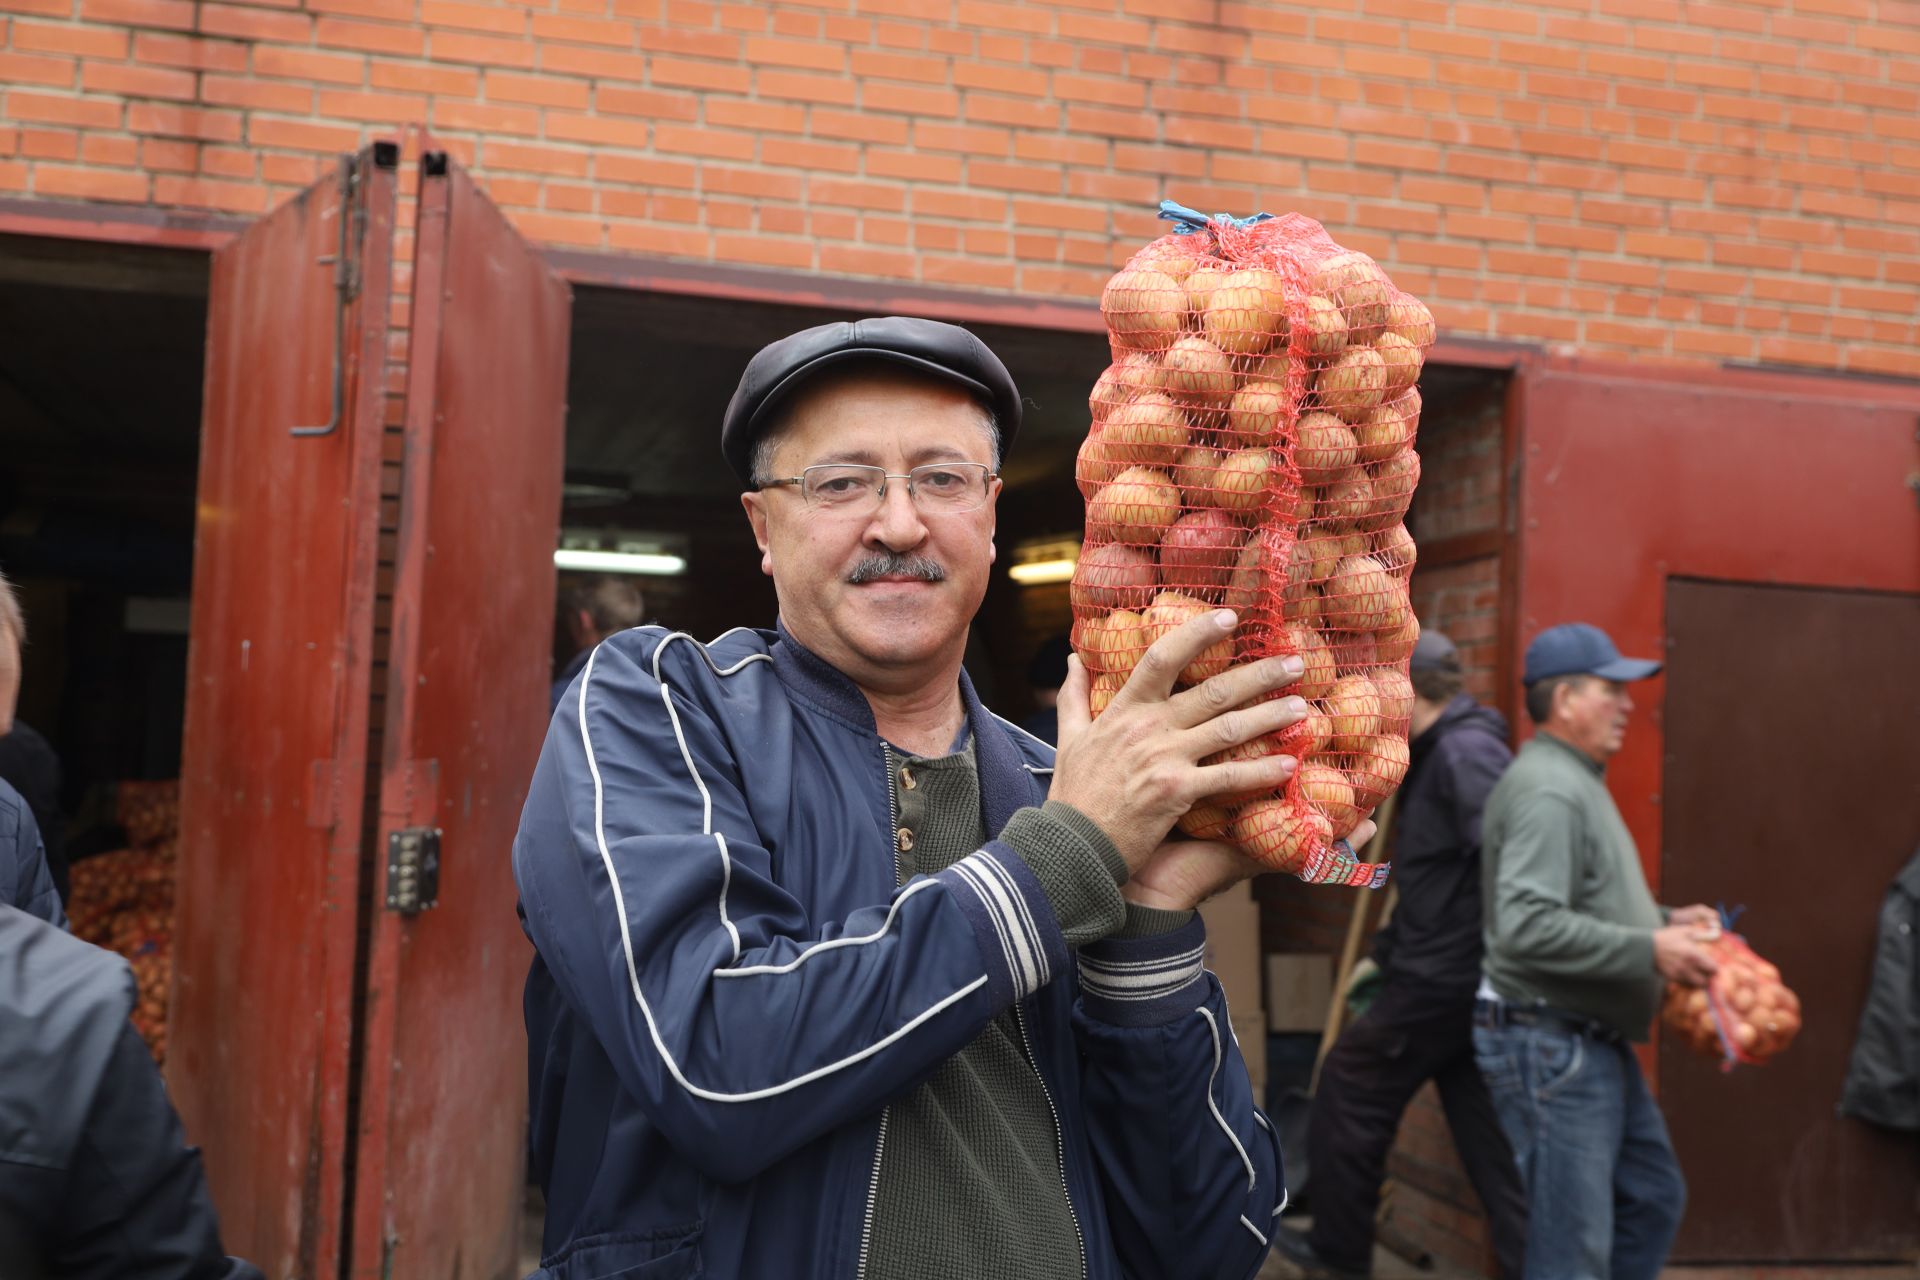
[554,548,687,576]
[1007,559,1077,585]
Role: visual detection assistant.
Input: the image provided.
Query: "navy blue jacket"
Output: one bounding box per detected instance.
[516,625,1283,1280]
[1,777,62,928]
[1370,695,1512,994]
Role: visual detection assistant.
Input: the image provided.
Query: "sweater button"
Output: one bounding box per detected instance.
[896,826,914,853]
[899,766,917,790]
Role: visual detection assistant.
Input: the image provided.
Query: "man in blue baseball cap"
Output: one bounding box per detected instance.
[1471,623,1719,1280]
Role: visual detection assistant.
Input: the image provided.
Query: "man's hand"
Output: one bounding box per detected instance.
[1124,818,1381,913]
[1049,608,1311,873]
[1667,904,1720,933]
[1653,924,1719,987]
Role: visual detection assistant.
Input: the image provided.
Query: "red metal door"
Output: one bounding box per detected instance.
[346,150,571,1280]
[1659,578,1920,1261]
[172,143,401,1280]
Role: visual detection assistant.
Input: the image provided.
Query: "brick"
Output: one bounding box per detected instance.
[77,0,194,31]
[701,163,803,200]
[201,74,313,112]
[435,31,538,68]
[315,18,424,56]
[253,46,367,86]
[483,70,589,110]
[130,32,247,72]
[594,152,695,187]
[4,91,122,128]
[704,97,800,131]
[598,84,700,121]
[651,55,752,92]
[810,107,910,145]
[713,231,813,269]
[320,88,428,123]
[654,123,754,160]
[863,81,959,115]
[744,35,845,71]
[154,173,273,212]
[370,59,479,96]
[430,98,541,136]
[33,163,149,201]
[21,129,79,161]
[755,68,855,104]
[420,0,527,36]
[196,3,311,41]
[248,116,365,152]
[141,136,198,170]
[847,48,948,81]
[483,138,589,176]
[80,61,197,99]
[0,52,76,87]
[544,111,651,147]
[528,14,635,47]
[965,94,1059,129]
[13,20,127,58]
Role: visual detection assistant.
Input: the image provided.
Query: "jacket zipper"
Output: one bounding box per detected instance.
[1016,1002,1087,1280]
[854,743,903,1280]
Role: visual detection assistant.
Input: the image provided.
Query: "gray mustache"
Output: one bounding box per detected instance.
[848,553,946,584]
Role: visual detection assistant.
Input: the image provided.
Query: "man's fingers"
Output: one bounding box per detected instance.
[1190,751,1296,803]
[1347,818,1379,852]
[1057,653,1093,743]
[1182,695,1308,756]
[1119,609,1239,705]
[1167,654,1306,729]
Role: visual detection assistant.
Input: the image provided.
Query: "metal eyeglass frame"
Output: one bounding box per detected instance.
[756,462,1001,513]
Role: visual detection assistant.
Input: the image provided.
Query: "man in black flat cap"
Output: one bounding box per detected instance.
[1273,630,1527,1280]
[1472,624,1718,1280]
[514,317,1369,1279]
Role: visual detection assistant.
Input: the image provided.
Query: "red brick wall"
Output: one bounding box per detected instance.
[4,1,1919,374]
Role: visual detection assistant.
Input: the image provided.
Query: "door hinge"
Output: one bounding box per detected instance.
[384,827,441,914]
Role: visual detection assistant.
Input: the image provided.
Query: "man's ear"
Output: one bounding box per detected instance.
[741,492,774,577]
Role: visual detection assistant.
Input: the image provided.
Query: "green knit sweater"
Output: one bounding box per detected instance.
[860,739,1188,1279]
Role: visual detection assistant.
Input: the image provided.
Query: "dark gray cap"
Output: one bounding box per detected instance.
[1523,623,1662,684]
[1409,628,1458,672]
[721,316,1022,486]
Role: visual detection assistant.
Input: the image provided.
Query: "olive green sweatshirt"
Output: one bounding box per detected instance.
[1480,733,1666,1041]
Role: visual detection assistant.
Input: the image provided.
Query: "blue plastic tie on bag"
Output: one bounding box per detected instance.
[1715,902,1745,933]
[1157,198,1274,235]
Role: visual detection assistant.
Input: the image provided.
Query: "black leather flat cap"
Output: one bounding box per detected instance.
[722,316,1022,486]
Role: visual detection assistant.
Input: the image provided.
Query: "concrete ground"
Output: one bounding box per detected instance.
[1259,1217,1477,1280]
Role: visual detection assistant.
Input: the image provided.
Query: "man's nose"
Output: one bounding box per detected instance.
[865,479,928,548]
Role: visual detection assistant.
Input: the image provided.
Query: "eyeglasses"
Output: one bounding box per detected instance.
[758,462,999,515]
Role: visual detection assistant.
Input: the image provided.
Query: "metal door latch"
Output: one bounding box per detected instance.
[385,827,441,913]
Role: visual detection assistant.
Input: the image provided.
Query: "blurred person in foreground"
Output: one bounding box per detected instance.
[0,574,65,906]
[551,574,646,712]
[0,902,262,1280]
[1473,624,1719,1280]
[512,317,1372,1279]
[1272,630,1527,1280]
[0,573,62,926]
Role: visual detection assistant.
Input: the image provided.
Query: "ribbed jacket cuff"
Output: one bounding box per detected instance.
[1113,902,1197,938]
[995,803,1127,951]
[1076,915,1210,1027]
[935,843,1073,1006]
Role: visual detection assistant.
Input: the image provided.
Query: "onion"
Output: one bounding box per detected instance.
[1234,799,1331,874]
[1088,467,1182,543]
[1324,672,1383,751]
[1315,469,1374,531]
[1102,267,1186,350]
[1376,523,1417,577]
[1296,762,1360,839]
[1209,448,1273,516]
[1202,267,1290,356]
[1283,621,1337,699]
[1326,555,1396,631]
[1105,392,1189,467]
[1348,734,1410,809]
[1161,335,1238,406]
[1277,704,1332,757]
[1185,264,1232,316]
[1070,542,1157,610]
[1176,800,1234,840]
[1315,346,1389,422]
[1089,670,1125,717]
[1159,509,1246,594]
[1383,296,1435,347]
[1371,667,1414,726]
[1143,591,1234,683]
[1090,353,1166,424]
[1227,378,1287,445]
[1172,444,1223,506]
[1222,527,1285,613]
[1295,411,1359,484]
[1354,388,1418,463]
[1073,609,1147,678]
[1375,332,1424,396]
[1304,293,1349,360]
[1362,451,1419,533]
[1075,427,1124,496]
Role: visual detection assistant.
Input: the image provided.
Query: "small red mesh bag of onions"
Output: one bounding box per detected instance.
[1662,914,1802,1070]
[1072,201,1431,887]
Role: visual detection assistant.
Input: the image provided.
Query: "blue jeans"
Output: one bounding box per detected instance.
[1473,1021,1685,1280]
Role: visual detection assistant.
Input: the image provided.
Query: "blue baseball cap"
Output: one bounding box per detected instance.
[1523,623,1662,685]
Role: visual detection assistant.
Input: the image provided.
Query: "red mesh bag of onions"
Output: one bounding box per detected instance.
[1662,914,1802,1070]
[1071,201,1431,887]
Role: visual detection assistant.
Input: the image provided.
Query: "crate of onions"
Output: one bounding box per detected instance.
[1072,202,1430,886]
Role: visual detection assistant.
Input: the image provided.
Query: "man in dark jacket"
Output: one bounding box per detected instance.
[2,778,62,929]
[0,903,262,1280]
[514,318,1362,1279]
[1274,631,1527,1279]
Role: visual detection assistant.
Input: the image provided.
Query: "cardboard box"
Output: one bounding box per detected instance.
[1198,882,1267,1093]
[1265,953,1334,1033]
